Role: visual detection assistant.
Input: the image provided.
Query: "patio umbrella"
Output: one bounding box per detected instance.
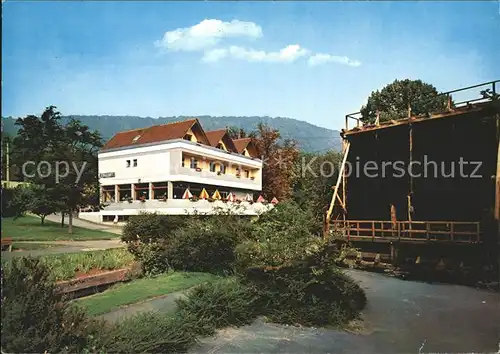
[212,189,222,200]
[245,193,254,202]
[226,192,236,202]
[256,195,266,203]
[182,188,193,199]
[271,197,279,205]
[199,188,209,200]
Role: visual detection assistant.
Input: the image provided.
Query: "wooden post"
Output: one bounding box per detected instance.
[325,142,351,238]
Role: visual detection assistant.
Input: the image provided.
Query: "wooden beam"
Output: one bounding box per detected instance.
[325,142,351,236]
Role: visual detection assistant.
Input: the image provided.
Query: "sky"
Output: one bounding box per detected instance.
[2,1,499,130]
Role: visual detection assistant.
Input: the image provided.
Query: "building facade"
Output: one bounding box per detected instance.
[79,119,270,223]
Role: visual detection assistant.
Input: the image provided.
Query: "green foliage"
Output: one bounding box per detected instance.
[1,257,99,353]
[242,265,367,327]
[165,219,240,274]
[11,106,103,233]
[0,249,136,282]
[95,312,196,353]
[175,277,260,337]
[360,79,448,124]
[293,150,342,233]
[236,201,326,270]
[121,213,187,251]
[93,278,257,353]
[8,184,59,224]
[1,187,16,217]
[135,243,170,276]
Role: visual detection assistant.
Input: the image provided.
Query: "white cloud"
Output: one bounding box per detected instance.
[203,44,309,63]
[307,53,361,67]
[156,19,263,51]
[201,48,228,62]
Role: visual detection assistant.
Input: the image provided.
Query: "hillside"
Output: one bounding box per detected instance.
[1,115,342,153]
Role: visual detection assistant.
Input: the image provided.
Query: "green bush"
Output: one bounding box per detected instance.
[242,264,367,327]
[234,200,366,327]
[165,220,239,274]
[136,243,170,276]
[1,257,100,353]
[122,213,187,254]
[95,312,196,353]
[175,277,259,337]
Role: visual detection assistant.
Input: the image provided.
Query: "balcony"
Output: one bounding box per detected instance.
[174,166,260,187]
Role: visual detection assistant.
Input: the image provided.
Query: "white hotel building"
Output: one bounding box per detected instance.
[78,119,272,224]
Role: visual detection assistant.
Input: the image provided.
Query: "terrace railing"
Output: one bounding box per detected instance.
[344,79,499,131]
[331,220,481,243]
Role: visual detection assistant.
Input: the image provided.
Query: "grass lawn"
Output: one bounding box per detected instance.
[75,272,220,316]
[1,216,117,241]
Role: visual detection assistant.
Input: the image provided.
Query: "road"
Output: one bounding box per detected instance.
[191,270,500,353]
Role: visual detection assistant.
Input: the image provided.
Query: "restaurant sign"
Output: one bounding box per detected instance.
[99,172,115,178]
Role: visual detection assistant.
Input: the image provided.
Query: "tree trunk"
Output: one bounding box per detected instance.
[41,215,45,225]
[68,210,73,234]
[61,212,65,228]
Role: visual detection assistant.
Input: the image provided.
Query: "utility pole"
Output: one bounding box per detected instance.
[6,140,10,182]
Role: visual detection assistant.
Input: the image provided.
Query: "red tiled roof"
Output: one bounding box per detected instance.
[205,129,227,147]
[102,119,199,150]
[233,138,252,154]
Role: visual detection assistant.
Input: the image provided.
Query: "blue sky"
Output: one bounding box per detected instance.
[3,1,499,130]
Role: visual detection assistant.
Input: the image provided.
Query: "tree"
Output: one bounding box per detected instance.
[53,118,103,233]
[252,123,299,201]
[8,185,59,224]
[360,79,448,124]
[292,150,342,234]
[11,106,102,232]
[227,126,256,140]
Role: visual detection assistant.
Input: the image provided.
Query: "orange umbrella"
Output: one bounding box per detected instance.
[199,188,209,199]
[271,197,279,205]
[256,195,265,203]
[226,192,235,202]
[182,188,193,199]
[212,190,221,200]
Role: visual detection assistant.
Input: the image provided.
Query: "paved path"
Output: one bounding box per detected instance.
[190,270,500,354]
[97,291,187,324]
[2,239,124,259]
[45,214,123,235]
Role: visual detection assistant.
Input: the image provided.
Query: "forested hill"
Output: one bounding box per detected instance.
[1,115,342,153]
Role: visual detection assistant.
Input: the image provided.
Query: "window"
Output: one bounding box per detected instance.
[245,170,249,178]
[209,161,216,172]
[236,167,240,175]
[190,157,198,169]
[132,135,141,142]
[133,159,137,167]
[220,164,226,174]
[216,143,224,150]
[126,160,131,168]
[183,134,193,141]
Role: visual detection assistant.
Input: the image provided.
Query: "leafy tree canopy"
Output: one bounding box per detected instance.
[360,79,448,124]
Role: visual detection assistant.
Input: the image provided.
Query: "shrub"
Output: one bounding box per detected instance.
[165,220,239,274]
[175,277,259,337]
[242,264,367,327]
[95,312,196,353]
[136,243,170,276]
[121,213,187,254]
[1,257,99,353]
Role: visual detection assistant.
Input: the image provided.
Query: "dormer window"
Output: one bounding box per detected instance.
[216,143,224,150]
[183,134,193,141]
[132,135,141,142]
